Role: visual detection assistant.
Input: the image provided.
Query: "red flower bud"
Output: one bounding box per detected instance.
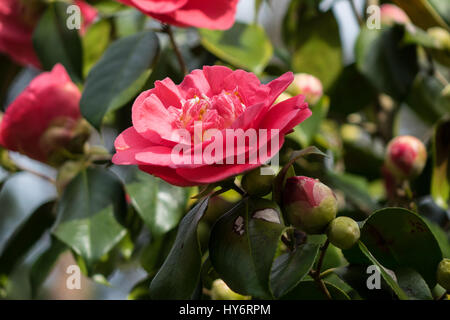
[283,176,337,234]
[380,4,410,26]
[385,135,427,180]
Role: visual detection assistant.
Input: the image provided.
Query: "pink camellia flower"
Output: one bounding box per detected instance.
[0,64,86,165]
[380,4,410,26]
[283,176,337,234]
[0,0,41,67]
[286,73,323,105]
[113,66,311,187]
[385,135,427,180]
[0,0,97,68]
[117,0,239,30]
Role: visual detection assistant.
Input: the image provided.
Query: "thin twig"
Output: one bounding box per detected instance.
[15,163,55,184]
[163,24,188,76]
[316,239,330,275]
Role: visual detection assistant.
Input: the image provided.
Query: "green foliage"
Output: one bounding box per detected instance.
[80,31,159,130]
[33,1,83,82]
[199,22,273,74]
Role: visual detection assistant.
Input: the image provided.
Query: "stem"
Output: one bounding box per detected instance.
[316,239,330,275]
[15,163,55,184]
[163,24,188,76]
[319,268,337,279]
[309,239,332,299]
[349,0,364,26]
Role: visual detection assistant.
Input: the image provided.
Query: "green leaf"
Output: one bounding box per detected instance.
[80,30,159,130]
[358,241,409,300]
[149,197,210,300]
[209,199,285,299]
[289,11,343,90]
[52,168,127,272]
[328,64,377,116]
[355,25,418,100]
[406,72,450,124]
[280,279,350,300]
[126,170,189,238]
[395,267,433,300]
[360,208,443,288]
[82,19,111,77]
[128,277,152,300]
[32,1,83,82]
[423,218,450,258]
[199,22,273,74]
[29,237,67,298]
[0,202,55,275]
[431,119,450,209]
[270,243,320,298]
[289,96,329,147]
[334,264,395,299]
[428,0,450,26]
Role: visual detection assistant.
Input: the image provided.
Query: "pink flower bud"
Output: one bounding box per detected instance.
[283,176,337,234]
[287,73,323,105]
[385,135,427,180]
[380,4,410,26]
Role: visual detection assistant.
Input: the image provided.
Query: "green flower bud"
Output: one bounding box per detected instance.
[327,217,360,250]
[210,279,250,300]
[241,166,275,197]
[283,176,337,234]
[437,258,450,291]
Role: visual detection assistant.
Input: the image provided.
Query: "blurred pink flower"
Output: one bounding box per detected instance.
[380,4,410,26]
[117,0,239,30]
[0,64,82,163]
[0,0,97,68]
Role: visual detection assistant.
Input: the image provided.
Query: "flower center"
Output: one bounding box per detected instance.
[172,88,246,135]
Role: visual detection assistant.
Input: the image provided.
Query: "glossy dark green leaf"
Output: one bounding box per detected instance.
[80,31,159,130]
[149,197,210,300]
[334,264,395,300]
[52,168,127,272]
[126,170,189,238]
[209,199,285,299]
[29,237,67,298]
[358,241,409,300]
[423,218,450,258]
[356,25,418,100]
[0,202,55,275]
[431,119,450,209]
[270,243,320,298]
[199,22,273,74]
[396,267,433,300]
[280,279,350,300]
[360,208,443,288]
[32,2,83,82]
